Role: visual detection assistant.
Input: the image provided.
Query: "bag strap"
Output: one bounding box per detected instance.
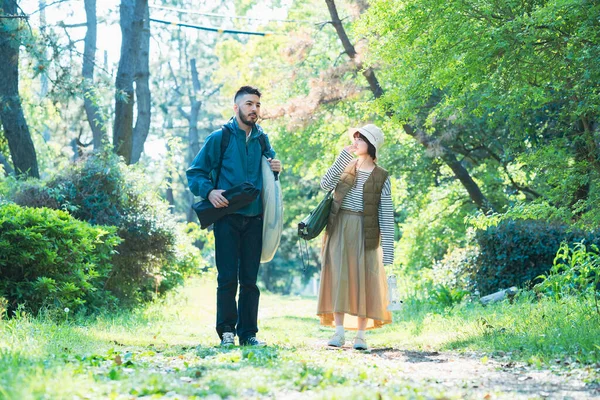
[258,133,267,155]
[297,237,310,272]
[257,133,279,181]
[214,125,232,188]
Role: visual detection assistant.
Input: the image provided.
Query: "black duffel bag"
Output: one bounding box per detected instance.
[193,182,260,229]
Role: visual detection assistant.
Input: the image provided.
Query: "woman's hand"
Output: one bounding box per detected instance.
[344,143,357,153]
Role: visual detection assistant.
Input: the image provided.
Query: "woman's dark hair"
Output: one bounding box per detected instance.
[355,132,377,160]
[234,86,262,102]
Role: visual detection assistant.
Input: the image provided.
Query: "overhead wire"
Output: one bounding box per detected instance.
[149,18,273,36]
[148,4,314,24]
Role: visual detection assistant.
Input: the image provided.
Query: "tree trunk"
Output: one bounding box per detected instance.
[175,58,203,223]
[83,0,108,149]
[113,0,147,164]
[130,2,151,164]
[39,0,48,98]
[0,0,39,178]
[188,58,202,163]
[324,0,493,212]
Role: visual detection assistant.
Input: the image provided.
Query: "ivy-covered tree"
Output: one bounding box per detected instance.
[0,0,39,178]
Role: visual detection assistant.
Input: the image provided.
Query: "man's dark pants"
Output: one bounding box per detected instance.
[213,213,263,342]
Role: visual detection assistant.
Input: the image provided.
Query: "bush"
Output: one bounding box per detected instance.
[535,242,600,310]
[432,245,479,292]
[0,203,120,314]
[429,284,469,307]
[471,219,600,295]
[10,151,200,305]
[0,296,7,319]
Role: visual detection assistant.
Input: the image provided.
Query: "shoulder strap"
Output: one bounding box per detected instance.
[258,134,267,156]
[214,125,231,187]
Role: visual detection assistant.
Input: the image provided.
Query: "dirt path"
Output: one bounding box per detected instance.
[316,344,600,399]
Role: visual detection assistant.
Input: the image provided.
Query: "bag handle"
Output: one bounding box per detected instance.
[297,237,310,272]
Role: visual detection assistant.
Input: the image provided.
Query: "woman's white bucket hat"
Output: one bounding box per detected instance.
[348,124,385,155]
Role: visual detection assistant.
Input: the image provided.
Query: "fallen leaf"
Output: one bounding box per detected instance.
[114,355,122,366]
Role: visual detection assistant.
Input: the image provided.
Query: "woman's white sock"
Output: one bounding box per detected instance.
[335,325,345,336]
[356,330,366,340]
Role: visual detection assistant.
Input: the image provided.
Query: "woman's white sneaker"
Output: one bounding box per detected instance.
[353,337,368,350]
[327,333,345,347]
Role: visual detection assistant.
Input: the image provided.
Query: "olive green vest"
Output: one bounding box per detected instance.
[326,160,389,250]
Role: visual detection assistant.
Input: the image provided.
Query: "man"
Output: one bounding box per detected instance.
[186,86,282,347]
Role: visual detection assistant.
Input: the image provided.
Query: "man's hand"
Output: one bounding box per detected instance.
[268,158,282,173]
[208,189,229,208]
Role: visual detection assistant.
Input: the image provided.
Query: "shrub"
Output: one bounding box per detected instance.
[0,296,7,319]
[10,151,199,305]
[429,284,469,307]
[535,242,600,313]
[431,245,479,292]
[471,219,600,295]
[0,203,120,314]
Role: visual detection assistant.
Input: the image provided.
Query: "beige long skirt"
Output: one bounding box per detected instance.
[317,210,392,330]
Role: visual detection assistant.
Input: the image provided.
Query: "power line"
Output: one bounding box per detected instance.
[149,18,273,36]
[149,4,313,24]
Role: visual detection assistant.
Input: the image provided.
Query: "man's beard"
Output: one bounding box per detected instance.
[239,110,257,126]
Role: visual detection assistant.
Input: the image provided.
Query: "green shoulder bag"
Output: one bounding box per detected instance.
[297,190,333,240]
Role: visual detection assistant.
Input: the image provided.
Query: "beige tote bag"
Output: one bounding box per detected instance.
[260,156,283,262]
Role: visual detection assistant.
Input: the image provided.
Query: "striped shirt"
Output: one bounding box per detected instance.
[321,150,395,266]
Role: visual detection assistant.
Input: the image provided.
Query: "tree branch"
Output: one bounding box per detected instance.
[324,0,493,211]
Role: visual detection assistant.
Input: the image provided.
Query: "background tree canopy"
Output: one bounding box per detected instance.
[1,0,599,297]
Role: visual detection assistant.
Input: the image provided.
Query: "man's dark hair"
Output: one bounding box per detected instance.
[234,86,262,102]
[356,133,377,159]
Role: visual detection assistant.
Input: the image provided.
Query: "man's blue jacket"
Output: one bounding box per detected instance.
[186,117,276,217]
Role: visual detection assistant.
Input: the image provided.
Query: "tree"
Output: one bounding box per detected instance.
[324,0,494,212]
[360,0,600,222]
[113,0,149,164]
[0,0,39,178]
[131,2,151,163]
[82,0,108,150]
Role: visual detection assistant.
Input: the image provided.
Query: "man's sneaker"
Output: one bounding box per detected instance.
[220,332,235,347]
[353,337,368,350]
[240,336,267,347]
[327,333,345,347]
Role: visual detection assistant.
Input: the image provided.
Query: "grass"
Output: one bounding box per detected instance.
[0,277,599,399]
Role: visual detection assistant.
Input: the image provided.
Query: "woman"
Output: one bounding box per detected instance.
[317,124,395,350]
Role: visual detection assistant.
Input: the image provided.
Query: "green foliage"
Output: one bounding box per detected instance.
[9,151,201,305]
[398,181,474,271]
[535,242,600,311]
[429,285,469,308]
[0,203,120,314]
[471,219,600,295]
[0,296,7,320]
[432,245,479,292]
[160,222,211,293]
